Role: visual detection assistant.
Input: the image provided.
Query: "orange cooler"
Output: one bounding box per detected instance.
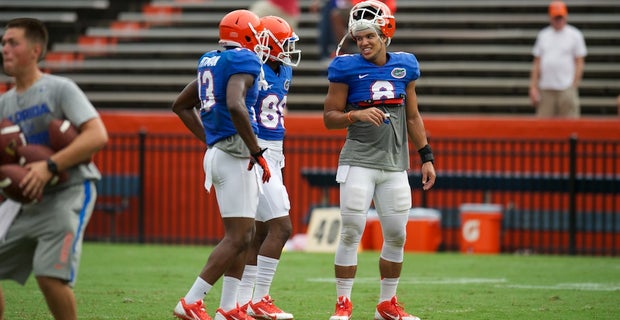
[460,203,503,254]
[405,208,442,252]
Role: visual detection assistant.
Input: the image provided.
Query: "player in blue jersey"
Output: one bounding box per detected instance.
[323,1,436,320]
[236,16,300,320]
[171,9,272,320]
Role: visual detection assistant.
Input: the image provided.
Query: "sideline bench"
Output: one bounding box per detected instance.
[95,173,141,241]
[300,168,620,195]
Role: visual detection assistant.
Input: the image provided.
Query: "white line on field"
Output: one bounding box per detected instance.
[306,277,507,284]
[497,283,620,291]
[307,278,620,291]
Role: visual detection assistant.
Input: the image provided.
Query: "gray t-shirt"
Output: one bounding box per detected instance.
[338,103,409,171]
[0,74,101,192]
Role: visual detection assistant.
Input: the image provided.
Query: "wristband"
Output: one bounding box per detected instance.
[251,148,267,158]
[417,144,434,164]
[346,111,354,124]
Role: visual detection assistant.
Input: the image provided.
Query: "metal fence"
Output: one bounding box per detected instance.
[86,132,620,256]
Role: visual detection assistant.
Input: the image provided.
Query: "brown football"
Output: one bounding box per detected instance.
[0,164,40,203]
[17,144,68,186]
[48,119,78,151]
[0,119,27,165]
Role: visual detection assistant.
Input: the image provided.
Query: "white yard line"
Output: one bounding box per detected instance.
[307,277,620,291]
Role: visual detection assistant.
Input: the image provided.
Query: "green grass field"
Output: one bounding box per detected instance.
[2,243,619,319]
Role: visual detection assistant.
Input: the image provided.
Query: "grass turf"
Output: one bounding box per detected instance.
[2,242,619,319]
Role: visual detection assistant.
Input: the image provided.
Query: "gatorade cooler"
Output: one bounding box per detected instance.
[460,203,503,254]
[405,208,442,252]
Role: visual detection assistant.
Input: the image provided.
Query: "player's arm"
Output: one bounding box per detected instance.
[324,81,388,129]
[405,80,435,191]
[172,79,206,143]
[226,73,261,155]
[323,82,351,129]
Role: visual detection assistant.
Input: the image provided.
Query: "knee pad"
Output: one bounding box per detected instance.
[335,214,366,266]
[379,214,408,263]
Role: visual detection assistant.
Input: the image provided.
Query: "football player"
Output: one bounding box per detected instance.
[323,1,436,319]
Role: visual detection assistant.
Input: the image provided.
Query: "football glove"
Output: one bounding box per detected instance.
[248,148,271,183]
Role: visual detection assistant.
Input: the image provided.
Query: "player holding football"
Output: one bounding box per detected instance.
[171,9,271,320]
[323,1,436,320]
[235,15,300,320]
[0,18,108,320]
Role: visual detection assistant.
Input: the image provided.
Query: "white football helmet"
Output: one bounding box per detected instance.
[336,0,396,56]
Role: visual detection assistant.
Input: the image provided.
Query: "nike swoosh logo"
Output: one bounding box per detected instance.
[358,74,369,79]
[379,311,401,320]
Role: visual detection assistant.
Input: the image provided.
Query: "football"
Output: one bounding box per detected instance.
[17,144,68,186]
[0,164,40,203]
[48,119,78,151]
[0,119,27,165]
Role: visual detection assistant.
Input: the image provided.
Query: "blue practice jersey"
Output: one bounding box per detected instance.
[198,48,262,146]
[256,64,292,141]
[327,52,420,106]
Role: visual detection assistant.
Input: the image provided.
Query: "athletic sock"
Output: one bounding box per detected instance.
[185,276,212,304]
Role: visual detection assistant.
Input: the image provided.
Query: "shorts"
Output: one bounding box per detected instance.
[537,87,580,118]
[204,147,260,218]
[0,181,96,287]
[255,145,290,222]
[337,165,411,216]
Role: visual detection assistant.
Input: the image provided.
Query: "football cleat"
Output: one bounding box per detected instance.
[329,296,352,320]
[214,305,256,320]
[173,298,212,320]
[247,295,294,319]
[374,296,420,320]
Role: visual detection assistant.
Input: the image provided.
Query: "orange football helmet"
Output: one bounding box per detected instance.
[218,9,269,61]
[260,16,301,67]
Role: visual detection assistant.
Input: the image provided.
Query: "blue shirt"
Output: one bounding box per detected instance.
[256,64,292,141]
[198,48,262,146]
[327,52,420,106]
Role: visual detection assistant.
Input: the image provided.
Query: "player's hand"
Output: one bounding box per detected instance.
[248,148,271,183]
[20,160,54,200]
[421,162,436,191]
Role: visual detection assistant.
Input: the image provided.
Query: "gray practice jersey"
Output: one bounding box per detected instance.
[0,74,102,191]
[338,103,409,172]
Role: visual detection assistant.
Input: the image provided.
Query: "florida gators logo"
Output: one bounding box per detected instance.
[391,68,406,79]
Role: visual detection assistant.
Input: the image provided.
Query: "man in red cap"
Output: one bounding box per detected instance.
[529,1,587,118]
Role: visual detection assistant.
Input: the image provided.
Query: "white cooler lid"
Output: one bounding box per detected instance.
[459,203,502,213]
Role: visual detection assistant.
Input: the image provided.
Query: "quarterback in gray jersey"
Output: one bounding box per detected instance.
[323,1,436,320]
[0,18,108,320]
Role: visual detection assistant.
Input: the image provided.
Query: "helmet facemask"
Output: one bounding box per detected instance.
[265,30,301,67]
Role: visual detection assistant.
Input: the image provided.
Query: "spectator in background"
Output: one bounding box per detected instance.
[529,1,586,118]
[310,0,338,63]
[250,0,300,30]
